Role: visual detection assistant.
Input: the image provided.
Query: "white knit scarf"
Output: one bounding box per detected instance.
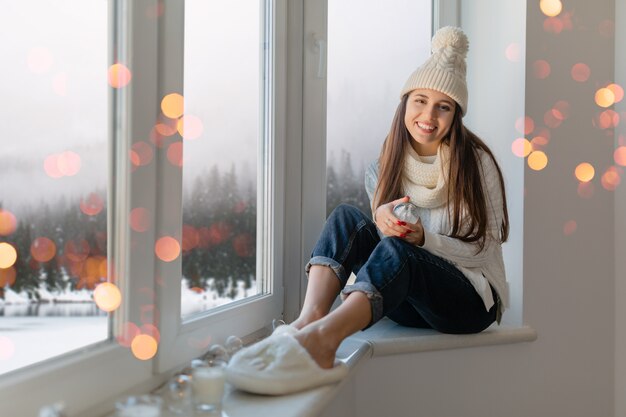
[402,143,450,208]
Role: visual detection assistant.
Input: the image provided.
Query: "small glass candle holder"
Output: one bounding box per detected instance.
[165,374,192,415]
[115,395,163,417]
[191,359,227,414]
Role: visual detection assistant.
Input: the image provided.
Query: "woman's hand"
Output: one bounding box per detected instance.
[374,196,425,246]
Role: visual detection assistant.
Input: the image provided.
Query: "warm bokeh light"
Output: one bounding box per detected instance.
[0,267,17,287]
[607,83,624,103]
[575,163,595,182]
[531,136,549,150]
[182,225,200,252]
[563,220,577,236]
[505,43,521,62]
[167,142,184,167]
[30,237,57,263]
[595,88,615,108]
[540,0,562,17]
[615,146,626,166]
[177,114,204,140]
[233,233,253,257]
[0,243,18,269]
[161,93,184,119]
[52,72,67,96]
[511,138,532,158]
[596,110,620,130]
[601,167,621,191]
[155,236,181,262]
[140,324,161,343]
[0,336,15,361]
[57,151,81,176]
[599,19,615,38]
[65,239,90,263]
[131,334,158,360]
[117,322,141,347]
[571,63,591,82]
[553,100,570,120]
[0,210,17,236]
[515,116,535,135]
[544,109,562,128]
[80,193,105,216]
[130,142,154,167]
[130,207,151,232]
[543,16,564,34]
[528,151,548,171]
[533,60,551,79]
[27,47,53,74]
[94,282,122,312]
[44,154,63,179]
[577,181,594,199]
[154,121,178,137]
[108,63,132,88]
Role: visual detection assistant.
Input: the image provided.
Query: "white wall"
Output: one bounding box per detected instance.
[340,1,618,416]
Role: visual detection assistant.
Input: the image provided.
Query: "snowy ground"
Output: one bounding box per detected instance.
[0,280,258,375]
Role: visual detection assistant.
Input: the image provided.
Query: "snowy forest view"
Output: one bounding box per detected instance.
[0,155,371,316]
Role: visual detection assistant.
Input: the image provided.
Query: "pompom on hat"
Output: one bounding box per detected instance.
[400,26,469,116]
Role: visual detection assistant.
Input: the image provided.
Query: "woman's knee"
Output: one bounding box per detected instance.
[328,204,367,225]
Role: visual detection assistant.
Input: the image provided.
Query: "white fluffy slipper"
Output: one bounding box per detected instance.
[225,331,348,395]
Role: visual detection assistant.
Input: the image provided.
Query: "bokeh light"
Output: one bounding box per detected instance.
[27,47,53,74]
[515,116,535,135]
[65,239,90,263]
[130,207,151,232]
[543,17,563,34]
[0,267,17,287]
[130,142,154,167]
[167,142,184,167]
[57,151,81,176]
[0,243,18,269]
[44,154,63,179]
[511,138,532,157]
[575,163,595,182]
[577,181,594,199]
[531,136,549,150]
[182,225,200,252]
[595,88,615,108]
[80,193,105,216]
[533,60,551,79]
[553,100,570,120]
[563,220,577,236]
[30,237,57,263]
[601,167,621,191]
[161,93,184,119]
[595,110,620,130]
[131,334,158,360]
[544,109,563,128]
[528,151,548,171]
[0,336,15,361]
[505,43,521,62]
[108,63,132,88]
[607,83,624,103]
[140,324,161,343]
[614,146,626,166]
[177,114,204,140]
[540,0,562,17]
[0,210,17,236]
[571,63,591,82]
[154,120,178,137]
[52,72,67,97]
[155,236,180,262]
[233,233,253,257]
[94,282,122,312]
[117,322,141,347]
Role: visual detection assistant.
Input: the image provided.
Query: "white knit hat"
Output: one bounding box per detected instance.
[400,26,469,116]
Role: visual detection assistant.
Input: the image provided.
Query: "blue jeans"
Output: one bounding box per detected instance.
[305,204,497,334]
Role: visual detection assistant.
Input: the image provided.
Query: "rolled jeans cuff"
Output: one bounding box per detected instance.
[305,256,348,286]
[341,282,383,329]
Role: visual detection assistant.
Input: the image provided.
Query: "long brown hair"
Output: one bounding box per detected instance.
[373,94,509,251]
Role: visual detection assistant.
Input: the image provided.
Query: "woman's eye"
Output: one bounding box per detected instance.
[439,105,451,111]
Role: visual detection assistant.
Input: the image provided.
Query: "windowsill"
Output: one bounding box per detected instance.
[101,321,536,417]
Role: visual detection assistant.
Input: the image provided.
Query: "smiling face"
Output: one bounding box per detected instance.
[404,89,457,156]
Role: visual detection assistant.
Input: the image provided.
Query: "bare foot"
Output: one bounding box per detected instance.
[290,308,326,330]
[293,324,340,369]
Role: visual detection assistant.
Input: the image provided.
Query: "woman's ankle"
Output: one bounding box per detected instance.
[291,308,327,330]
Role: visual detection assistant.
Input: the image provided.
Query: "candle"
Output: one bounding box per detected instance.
[192,362,226,412]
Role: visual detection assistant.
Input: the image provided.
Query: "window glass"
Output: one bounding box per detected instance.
[181,0,262,318]
[326,0,432,216]
[0,1,108,375]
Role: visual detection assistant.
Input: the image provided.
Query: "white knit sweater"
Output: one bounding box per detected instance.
[364,149,509,313]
